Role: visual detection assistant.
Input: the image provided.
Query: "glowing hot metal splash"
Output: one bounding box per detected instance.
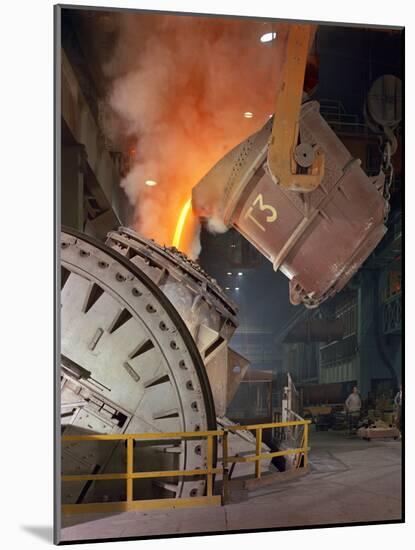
[172,198,192,249]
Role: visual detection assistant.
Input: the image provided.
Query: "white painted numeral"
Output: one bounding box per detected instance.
[244,193,278,232]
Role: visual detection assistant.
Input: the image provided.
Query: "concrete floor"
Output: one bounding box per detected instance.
[60,430,402,543]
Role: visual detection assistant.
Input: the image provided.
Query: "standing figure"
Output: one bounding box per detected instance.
[345,386,362,434]
[394,384,403,437]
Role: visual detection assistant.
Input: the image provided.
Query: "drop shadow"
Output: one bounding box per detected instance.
[20,525,53,543]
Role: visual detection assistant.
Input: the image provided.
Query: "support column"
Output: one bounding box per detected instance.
[61,144,85,230]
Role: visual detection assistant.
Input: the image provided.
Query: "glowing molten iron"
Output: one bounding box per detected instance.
[172,198,192,250]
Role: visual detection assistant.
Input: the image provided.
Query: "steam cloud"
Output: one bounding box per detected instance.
[101,13,288,257]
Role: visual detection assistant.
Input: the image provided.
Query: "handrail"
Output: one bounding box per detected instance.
[224,419,309,431]
[221,419,310,499]
[62,429,222,441]
[61,419,311,514]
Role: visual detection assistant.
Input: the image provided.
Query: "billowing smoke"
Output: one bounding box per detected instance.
[101,13,288,257]
[207,217,229,235]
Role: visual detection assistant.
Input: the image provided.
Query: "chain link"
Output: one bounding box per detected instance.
[380,139,394,224]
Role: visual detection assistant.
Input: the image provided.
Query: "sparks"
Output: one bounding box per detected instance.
[172,198,192,249]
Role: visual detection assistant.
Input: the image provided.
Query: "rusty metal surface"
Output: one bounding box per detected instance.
[194,101,388,308]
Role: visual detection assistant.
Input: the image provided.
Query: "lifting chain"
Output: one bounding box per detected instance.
[380,132,396,224]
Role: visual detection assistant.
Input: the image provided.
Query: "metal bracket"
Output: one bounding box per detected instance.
[267,24,325,193]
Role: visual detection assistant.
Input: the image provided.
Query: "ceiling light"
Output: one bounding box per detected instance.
[243,111,253,119]
[227,272,232,276]
[145,179,157,187]
[260,32,277,43]
[238,272,243,276]
[225,287,230,290]
[235,287,239,291]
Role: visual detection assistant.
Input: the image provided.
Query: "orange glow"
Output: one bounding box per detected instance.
[172,198,192,249]
[109,18,293,256]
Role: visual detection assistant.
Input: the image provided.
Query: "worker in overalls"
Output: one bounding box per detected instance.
[345,387,362,435]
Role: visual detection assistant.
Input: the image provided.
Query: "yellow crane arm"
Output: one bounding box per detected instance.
[267,24,324,193]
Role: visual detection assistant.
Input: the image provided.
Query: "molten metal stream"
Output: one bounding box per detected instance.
[172,198,192,249]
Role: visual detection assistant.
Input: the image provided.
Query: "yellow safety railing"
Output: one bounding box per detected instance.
[221,420,310,502]
[61,420,310,514]
[61,430,222,514]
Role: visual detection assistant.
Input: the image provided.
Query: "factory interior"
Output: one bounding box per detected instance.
[58,7,403,543]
